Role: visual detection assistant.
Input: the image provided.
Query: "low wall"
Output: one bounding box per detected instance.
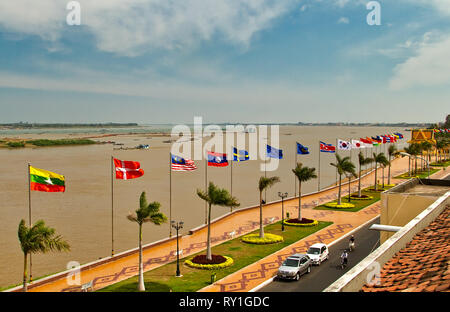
[324,188,450,292]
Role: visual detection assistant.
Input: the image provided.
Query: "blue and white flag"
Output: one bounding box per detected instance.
[266,145,283,159]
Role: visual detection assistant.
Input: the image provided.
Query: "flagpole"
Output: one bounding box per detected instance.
[335,138,338,185]
[318,141,321,191]
[111,156,114,257]
[264,154,267,203]
[28,162,33,283]
[294,143,297,198]
[169,153,172,237]
[205,154,207,225]
[230,150,233,212]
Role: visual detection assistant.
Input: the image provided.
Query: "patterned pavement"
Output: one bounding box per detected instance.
[17,157,427,292]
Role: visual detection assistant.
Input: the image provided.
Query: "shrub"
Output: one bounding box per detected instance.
[349,194,374,200]
[184,255,233,270]
[241,233,283,244]
[26,139,96,146]
[283,218,318,227]
[6,141,25,148]
[324,202,355,209]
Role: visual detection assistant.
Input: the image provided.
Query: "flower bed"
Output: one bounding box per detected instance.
[283,218,318,227]
[349,194,373,200]
[241,233,284,244]
[184,255,234,270]
[324,202,355,209]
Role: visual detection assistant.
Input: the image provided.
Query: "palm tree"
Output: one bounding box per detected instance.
[436,139,446,163]
[404,145,415,176]
[292,163,317,221]
[421,141,433,169]
[18,219,70,292]
[330,154,357,204]
[411,143,422,173]
[357,152,374,197]
[387,145,399,185]
[127,191,167,291]
[197,182,239,260]
[257,176,280,238]
[373,152,389,191]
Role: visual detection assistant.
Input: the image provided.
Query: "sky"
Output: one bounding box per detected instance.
[0,0,449,124]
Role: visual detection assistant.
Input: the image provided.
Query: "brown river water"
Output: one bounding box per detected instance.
[0,126,409,287]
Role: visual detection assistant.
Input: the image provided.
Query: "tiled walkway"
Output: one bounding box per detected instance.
[16,157,429,292]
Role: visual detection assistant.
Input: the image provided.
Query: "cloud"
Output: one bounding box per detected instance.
[0,0,298,56]
[337,17,349,24]
[389,33,450,90]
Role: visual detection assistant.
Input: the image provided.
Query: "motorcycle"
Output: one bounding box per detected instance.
[340,256,348,269]
[349,241,355,251]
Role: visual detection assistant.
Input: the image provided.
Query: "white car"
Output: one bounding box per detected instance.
[306,243,329,265]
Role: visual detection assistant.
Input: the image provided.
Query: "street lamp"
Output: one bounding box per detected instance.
[171,220,184,277]
[278,192,288,232]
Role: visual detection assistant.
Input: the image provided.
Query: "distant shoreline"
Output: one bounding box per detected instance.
[0,122,431,129]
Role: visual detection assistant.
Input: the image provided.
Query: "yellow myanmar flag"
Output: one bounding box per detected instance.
[29,166,65,192]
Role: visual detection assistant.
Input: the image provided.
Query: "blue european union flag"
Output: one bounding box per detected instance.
[266,145,283,159]
[233,147,249,162]
[297,142,310,155]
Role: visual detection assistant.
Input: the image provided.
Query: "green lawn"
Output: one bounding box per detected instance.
[394,168,440,179]
[98,220,333,292]
[430,160,450,167]
[313,185,393,212]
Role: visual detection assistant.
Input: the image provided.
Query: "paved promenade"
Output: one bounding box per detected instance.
[7,157,433,292]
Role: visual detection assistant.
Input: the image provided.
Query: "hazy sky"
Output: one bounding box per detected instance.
[0,0,449,124]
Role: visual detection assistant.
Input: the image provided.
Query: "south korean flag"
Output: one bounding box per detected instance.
[338,139,352,151]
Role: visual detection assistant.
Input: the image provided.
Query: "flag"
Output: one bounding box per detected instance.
[360,138,373,147]
[233,147,249,162]
[171,154,197,171]
[394,132,404,139]
[114,158,144,180]
[207,151,228,167]
[320,141,336,153]
[371,136,382,145]
[351,139,364,149]
[266,145,283,159]
[338,139,351,151]
[29,166,65,192]
[297,142,310,155]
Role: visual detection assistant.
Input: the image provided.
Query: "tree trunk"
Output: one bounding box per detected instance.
[138,224,145,291]
[374,162,378,191]
[337,175,342,205]
[388,157,391,185]
[348,175,351,202]
[206,203,212,260]
[358,164,362,197]
[408,158,411,177]
[23,253,28,292]
[259,191,264,238]
[298,182,302,221]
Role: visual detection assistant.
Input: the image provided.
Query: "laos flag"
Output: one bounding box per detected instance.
[207,151,229,167]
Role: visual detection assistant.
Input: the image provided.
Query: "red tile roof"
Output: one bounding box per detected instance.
[362,206,450,292]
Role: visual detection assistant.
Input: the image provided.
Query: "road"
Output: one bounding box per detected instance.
[258,217,380,292]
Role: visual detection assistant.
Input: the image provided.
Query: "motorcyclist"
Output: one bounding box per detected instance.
[341,250,348,267]
[349,235,355,250]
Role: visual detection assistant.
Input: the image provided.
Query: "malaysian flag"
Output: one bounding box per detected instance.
[171,154,197,171]
[320,141,336,153]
